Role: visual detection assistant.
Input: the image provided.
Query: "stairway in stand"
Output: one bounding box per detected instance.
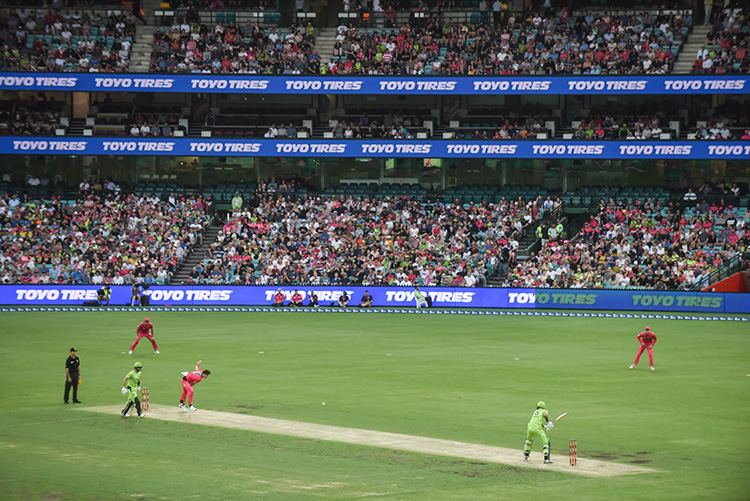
[673,25,710,74]
[315,27,339,67]
[67,119,86,136]
[130,24,157,73]
[170,225,222,285]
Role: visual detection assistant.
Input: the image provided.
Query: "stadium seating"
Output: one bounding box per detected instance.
[0,192,210,286]
[0,10,135,72]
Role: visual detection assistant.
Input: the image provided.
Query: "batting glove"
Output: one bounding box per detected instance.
[121,387,127,395]
[137,386,141,391]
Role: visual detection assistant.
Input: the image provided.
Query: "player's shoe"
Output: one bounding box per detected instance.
[154,350,160,354]
[121,411,128,417]
[138,413,145,418]
[650,366,655,371]
[544,458,553,464]
[189,405,197,411]
[523,454,529,461]
[73,400,82,403]
[128,350,133,355]
[629,364,636,369]
[179,403,187,411]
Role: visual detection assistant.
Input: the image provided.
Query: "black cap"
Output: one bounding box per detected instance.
[70,347,77,352]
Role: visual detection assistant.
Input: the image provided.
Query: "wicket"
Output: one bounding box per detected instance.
[142,387,149,411]
[569,439,577,466]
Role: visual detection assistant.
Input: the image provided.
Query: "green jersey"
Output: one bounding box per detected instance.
[125,369,141,389]
[527,408,547,430]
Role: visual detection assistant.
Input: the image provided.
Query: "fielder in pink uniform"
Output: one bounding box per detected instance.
[179,360,211,411]
[630,326,657,371]
[129,317,159,355]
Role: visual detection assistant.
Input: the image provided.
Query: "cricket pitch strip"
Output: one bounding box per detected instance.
[80,404,656,478]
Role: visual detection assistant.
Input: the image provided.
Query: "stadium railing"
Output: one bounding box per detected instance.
[690,253,748,291]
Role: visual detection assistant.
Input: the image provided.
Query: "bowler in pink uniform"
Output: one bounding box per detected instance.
[179,360,211,411]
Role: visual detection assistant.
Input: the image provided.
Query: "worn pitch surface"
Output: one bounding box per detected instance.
[80,404,656,478]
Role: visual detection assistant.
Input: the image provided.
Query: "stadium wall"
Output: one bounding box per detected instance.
[2,286,749,313]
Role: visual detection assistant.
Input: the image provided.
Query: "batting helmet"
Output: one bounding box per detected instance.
[537,401,546,409]
[133,362,143,368]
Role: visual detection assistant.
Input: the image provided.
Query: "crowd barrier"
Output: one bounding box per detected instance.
[4,137,749,160]
[0,74,747,95]
[2,286,749,313]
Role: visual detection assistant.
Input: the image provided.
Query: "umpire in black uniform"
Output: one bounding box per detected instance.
[64,347,82,404]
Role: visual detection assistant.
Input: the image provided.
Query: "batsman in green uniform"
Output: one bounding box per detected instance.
[524,401,553,463]
[121,362,145,418]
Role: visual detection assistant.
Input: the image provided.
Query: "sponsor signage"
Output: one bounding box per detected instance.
[2,137,749,159]
[0,74,747,95]
[1,286,748,313]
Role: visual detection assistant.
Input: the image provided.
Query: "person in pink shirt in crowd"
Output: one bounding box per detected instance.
[129,317,160,355]
[179,360,211,412]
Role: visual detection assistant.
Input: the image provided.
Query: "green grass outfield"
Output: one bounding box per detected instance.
[1,310,748,500]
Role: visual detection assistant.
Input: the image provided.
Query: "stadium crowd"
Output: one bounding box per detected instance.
[0,191,211,285]
[331,111,424,138]
[184,180,539,287]
[1,105,61,135]
[571,114,668,140]
[1,177,746,291]
[149,20,316,73]
[142,9,693,76]
[330,10,689,75]
[505,197,748,290]
[691,106,750,140]
[0,9,135,72]
[693,7,749,74]
[128,110,182,136]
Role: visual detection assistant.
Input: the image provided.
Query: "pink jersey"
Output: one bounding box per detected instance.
[137,322,153,334]
[637,331,657,346]
[184,371,205,386]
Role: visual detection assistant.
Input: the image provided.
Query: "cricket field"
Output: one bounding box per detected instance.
[1,309,748,500]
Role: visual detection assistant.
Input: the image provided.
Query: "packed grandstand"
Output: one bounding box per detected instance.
[1,177,747,290]
[0,1,748,294]
[1,6,748,75]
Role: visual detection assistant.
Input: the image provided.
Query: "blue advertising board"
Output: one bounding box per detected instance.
[2,285,748,313]
[3,137,749,160]
[0,74,747,95]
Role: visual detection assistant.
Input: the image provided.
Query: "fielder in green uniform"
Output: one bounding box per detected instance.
[121,362,145,418]
[524,400,553,463]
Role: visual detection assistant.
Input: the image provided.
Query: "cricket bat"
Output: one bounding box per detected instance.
[553,412,567,425]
